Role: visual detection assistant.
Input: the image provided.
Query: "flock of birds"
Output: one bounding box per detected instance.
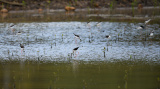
[72,21,112,57]
[8,19,153,58]
[137,19,154,36]
[73,19,153,57]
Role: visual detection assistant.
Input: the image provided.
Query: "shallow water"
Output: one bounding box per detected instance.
[0,8,160,89]
[0,22,160,61]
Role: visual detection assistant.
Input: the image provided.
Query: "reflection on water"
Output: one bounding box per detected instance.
[0,7,160,23]
[0,7,160,89]
[0,60,160,89]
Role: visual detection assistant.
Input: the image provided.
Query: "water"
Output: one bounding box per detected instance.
[0,22,159,61]
[0,60,160,89]
[0,8,160,89]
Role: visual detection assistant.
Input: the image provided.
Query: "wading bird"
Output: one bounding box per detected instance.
[10,24,15,27]
[149,30,154,37]
[73,47,79,58]
[96,21,102,27]
[73,33,81,44]
[9,24,16,33]
[20,44,25,54]
[137,25,145,30]
[87,21,91,28]
[17,31,22,35]
[145,19,151,24]
[106,35,111,39]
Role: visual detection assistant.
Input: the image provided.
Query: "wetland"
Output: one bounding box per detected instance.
[0,7,160,89]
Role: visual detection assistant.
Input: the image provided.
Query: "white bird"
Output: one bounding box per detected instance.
[145,19,151,24]
[96,21,102,27]
[149,30,154,37]
[137,25,145,30]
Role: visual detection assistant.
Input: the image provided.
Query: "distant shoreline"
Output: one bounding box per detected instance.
[7,6,160,13]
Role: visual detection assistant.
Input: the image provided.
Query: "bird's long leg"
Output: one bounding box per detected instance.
[21,48,24,55]
[76,39,77,44]
[21,48,23,54]
[74,37,77,44]
[74,51,77,58]
[73,50,75,56]
[21,49,22,54]
[75,51,79,58]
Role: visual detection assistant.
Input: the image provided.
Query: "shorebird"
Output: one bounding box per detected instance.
[10,24,15,28]
[106,35,111,39]
[137,25,145,30]
[73,47,79,58]
[17,31,22,35]
[73,33,81,43]
[20,43,25,54]
[9,24,16,32]
[96,21,101,27]
[149,30,154,37]
[145,19,151,24]
[87,21,91,28]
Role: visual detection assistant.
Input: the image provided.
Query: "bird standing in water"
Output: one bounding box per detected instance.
[17,31,22,35]
[149,30,154,37]
[145,19,151,24]
[106,35,111,39]
[20,44,25,54]
[9,24,16,34]
[96,21,101,27]
[73,47,79,58]
[87,21,91,28]
[137,25,145,30]
[73,33,81,44]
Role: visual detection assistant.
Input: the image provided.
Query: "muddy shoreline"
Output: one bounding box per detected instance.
[5,6,160,13]
[0,0,159,11]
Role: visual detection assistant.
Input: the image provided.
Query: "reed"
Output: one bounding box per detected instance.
[131,0,137,17]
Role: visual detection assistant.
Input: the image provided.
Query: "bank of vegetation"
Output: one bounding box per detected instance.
[0,0,160,11]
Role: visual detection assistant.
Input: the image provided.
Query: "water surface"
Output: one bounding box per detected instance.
[0,8,160,89]
[0,60,160,89]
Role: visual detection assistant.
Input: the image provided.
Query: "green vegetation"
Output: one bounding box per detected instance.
[131,0,137,17]
[110,1,114,9]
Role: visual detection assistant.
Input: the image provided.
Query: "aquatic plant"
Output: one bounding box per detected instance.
[62,34,63,41]
[131,0,137,17]
[103,47,106,58]
[22,0,26,6]
[154,0,158,7]
[110,1,114,10]
[55,34,56,46]
[90,0,94,7]
[51,43,53,49]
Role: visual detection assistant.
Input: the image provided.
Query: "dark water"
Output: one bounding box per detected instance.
[0,60,160,89]
[1,7,160,23]
[0,8,160,89]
